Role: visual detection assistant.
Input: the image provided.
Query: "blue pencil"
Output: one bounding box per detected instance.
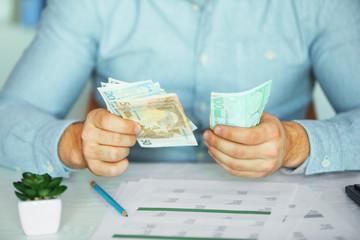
[90,181,128,217]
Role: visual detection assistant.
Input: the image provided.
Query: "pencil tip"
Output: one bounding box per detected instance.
[123,211,128,217]
[90,181,95,187]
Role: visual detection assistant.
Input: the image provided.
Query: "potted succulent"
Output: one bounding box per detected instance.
[13,172,67,236]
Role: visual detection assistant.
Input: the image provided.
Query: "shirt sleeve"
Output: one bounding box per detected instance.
[0,0,99,177]
[293,0,360,175]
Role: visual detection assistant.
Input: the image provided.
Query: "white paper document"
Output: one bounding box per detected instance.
[92,179,298,240]
[91,179,357,240]
[288,198,360,240]
[279,186,322,239]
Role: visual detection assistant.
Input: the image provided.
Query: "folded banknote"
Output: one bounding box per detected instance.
[210,80,272,129]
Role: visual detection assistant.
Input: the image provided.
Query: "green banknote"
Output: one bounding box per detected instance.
[210,80,272,129]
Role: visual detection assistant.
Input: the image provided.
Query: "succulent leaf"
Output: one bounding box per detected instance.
[22,178,35,188]
[55,186,67,196]
[14,172,67,201]
[48,177,62,189]
[22,172,34,178]
[38,175,51,189]
[15,191,29,201]
[38,188,51,197]
[23,188,37,198]
[43,174,51,185]
[13,182,27,193]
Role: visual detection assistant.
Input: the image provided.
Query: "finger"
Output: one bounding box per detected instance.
[82,126,137,147]
[88,108,141,134]
[212,124,267,145]
[83,142,130,162]
[206,143,275,172]
[212,113,280,145]
[209,151,268,178]
[88,158,129,177]
[259,112,275,123]
[204,130,266,159]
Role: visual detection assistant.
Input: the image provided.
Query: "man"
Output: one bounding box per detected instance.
[0,0,359,177]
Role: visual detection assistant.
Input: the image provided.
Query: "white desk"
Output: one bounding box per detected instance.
[1,163,360,240]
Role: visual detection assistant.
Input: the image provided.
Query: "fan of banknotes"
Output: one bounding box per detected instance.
[98,78,198,148]
[98,78,272,148]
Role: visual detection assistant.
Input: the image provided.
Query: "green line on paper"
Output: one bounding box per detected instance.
[137,207,271,215]
[112,234,256,240]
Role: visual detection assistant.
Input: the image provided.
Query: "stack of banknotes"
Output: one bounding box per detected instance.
[98,78,198,148]
[98,78,272,148]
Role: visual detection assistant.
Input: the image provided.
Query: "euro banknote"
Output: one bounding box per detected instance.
[210,80,272,129]
[112,93,198,147]
[98,80,166,114]
[98,78,197,147]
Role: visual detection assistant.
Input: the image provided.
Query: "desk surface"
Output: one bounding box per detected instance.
[1,163,360,240]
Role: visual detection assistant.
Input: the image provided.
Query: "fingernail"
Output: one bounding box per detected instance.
[203,132,209,141]
[134,124,141,134]
[214,127,221,136]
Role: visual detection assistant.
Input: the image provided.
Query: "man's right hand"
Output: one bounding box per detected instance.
[58,108,141,176]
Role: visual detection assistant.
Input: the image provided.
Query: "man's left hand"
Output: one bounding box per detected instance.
[203,112,310,178]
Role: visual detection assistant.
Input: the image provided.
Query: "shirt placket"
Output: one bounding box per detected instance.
[190,0,215,161]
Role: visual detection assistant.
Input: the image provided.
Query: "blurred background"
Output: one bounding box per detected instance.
[0,0,335,121]
[0,0,92,120]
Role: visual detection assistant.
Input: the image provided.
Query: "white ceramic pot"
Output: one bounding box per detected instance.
[18,198,62,236]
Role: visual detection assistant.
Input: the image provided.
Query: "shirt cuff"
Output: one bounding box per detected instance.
[33,119,82,177]
[281,159,308,175]
[293,119,343,175]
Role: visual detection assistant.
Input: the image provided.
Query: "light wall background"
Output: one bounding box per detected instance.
[0,23,335,121]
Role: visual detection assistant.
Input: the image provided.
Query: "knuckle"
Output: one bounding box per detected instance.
[266,146,280,159]
[228,169,241,177]
[112,133,122,143]
[108,148,121,161]
[86,110,96,121]
[81,127,93,141]
[223,129,233,139]
[107,166,119,177]
[98,114,108,127]
[232,147,244,158]
[87,162,101,176]
[82,143,94,157]
[247,133,259,145]
[208,135,217,146]
[228,161,241,170]
[122,148,130,158]
[86,108,103,123]
[262,161,276,171]
[268,124,281,139]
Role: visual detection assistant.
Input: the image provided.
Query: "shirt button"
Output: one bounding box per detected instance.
[265,50,276,60]
[321,156,330,167]
[199,102,207,111]
[15,166,21,173]
[199,53,208,66]
[192,4,199,11]
[47,161,55,173]
[196,151,205,160]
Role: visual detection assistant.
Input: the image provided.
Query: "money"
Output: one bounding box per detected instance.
[210,80,272,129]
[112,94,197,147]
[98,80,166,114]
[98,78,198,147]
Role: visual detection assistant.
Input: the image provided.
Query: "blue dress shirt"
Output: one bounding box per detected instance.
[1,0,360,177]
